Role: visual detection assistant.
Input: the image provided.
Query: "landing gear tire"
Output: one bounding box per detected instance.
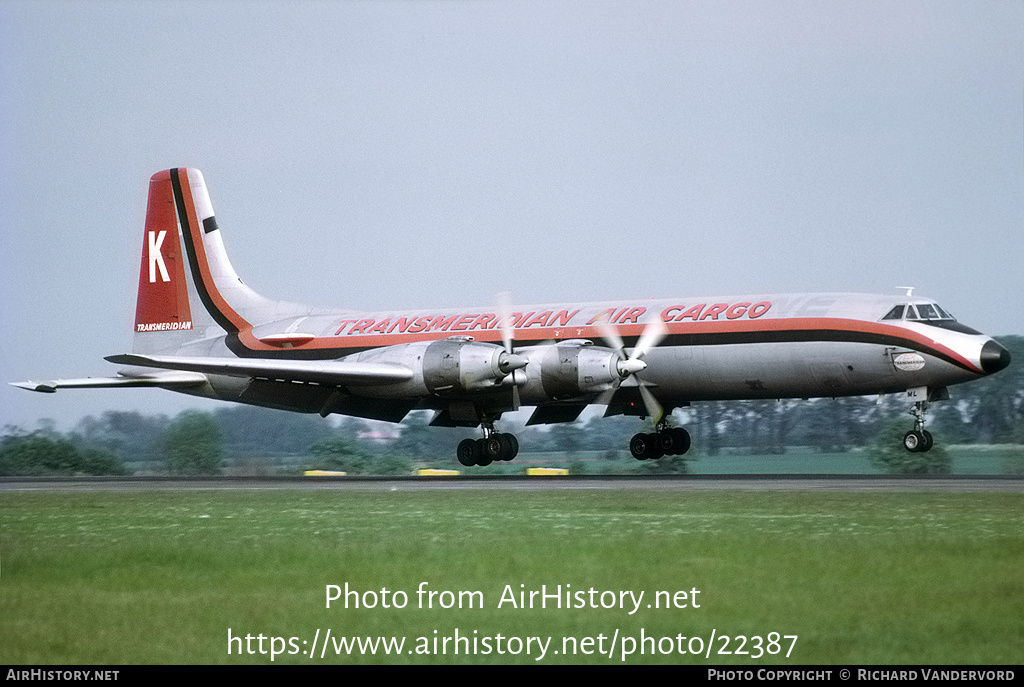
[903,429,934,453]
[457,439,479,466]
[903,430,924,453]
[630,433,652,460]
[646,440,665,460]
[920,430,933,453]
[475,438,494,466]
[656,431,676,455]
[456,433,518,466]
[630,433,665,460]
[661,427,691,456]
[632,428,690,460]
[497,433,519,461]
[482,437,504,462]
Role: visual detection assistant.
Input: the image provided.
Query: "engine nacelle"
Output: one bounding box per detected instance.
[421,336,526,393]
[336,336,527,399]
[520,340,624,400]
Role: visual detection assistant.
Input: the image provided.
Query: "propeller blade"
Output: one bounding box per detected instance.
[597,320,626,360]
[593,315,668,425]
[632,317,668,360]
[595,387,617,407]
[496,291,514,354]
[638,384,665,425]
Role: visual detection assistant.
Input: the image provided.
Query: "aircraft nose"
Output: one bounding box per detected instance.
[980,339,1011,374]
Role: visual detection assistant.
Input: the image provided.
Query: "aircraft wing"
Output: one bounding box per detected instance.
[11,370,208,393]
[104,353,414,387]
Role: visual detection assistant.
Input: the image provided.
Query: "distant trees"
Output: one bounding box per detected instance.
[369,453,415,476]
[391,412,462,460]
[0,431,130,476]
[70,411,169,462]
[161,411,223,475]
[213,406,334,458]
[307,435,370,474]
[547,422,584,456]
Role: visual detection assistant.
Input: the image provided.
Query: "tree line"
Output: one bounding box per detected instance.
[3,335,1020,476]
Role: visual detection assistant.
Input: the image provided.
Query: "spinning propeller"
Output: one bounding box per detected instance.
[597,317,669,423]
[496,292,528,407]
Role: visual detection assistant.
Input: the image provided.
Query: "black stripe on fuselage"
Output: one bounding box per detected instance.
[217,326,979,374]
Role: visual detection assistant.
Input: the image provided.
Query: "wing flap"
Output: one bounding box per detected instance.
[104,353,413,386]
[526,402,590,425]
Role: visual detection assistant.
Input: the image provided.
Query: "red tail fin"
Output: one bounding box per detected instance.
[134,170,193,334]
[132,168,308,355]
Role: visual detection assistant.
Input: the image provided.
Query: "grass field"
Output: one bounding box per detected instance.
[1,488,1021,664]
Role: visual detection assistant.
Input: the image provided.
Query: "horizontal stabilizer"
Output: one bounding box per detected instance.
[105,353,413,386]
[11,371,208,393]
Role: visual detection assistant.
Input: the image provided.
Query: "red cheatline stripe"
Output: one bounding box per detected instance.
[237,316,981,373]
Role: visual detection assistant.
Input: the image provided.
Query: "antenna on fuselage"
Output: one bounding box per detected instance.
[895,286,915,297]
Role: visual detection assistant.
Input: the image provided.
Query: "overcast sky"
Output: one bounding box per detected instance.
[1,1,1021,431]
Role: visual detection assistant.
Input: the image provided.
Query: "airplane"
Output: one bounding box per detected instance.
[13,168,1012,466]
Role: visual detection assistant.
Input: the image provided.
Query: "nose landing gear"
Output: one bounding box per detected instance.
[903,401,934,453]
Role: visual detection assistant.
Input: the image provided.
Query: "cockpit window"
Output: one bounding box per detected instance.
[882,303,957,323]
[881,300,978,333]
[882,305,905,320]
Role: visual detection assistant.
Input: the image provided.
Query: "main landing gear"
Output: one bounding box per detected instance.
[457,423,519,467]
[629,424,691,460]
[903,400,934,453]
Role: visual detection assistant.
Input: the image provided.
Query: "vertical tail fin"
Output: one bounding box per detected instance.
[133,170,205,353]
[133,168,286,354]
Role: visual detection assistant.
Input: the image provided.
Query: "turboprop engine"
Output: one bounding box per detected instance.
[518,340,639,401]
[421,336,528,393]
[344,336,528,397]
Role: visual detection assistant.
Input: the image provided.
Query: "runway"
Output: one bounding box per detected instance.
[2,474,1022,493]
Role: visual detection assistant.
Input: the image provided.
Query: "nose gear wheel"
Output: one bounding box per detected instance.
[903,401,934,453]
